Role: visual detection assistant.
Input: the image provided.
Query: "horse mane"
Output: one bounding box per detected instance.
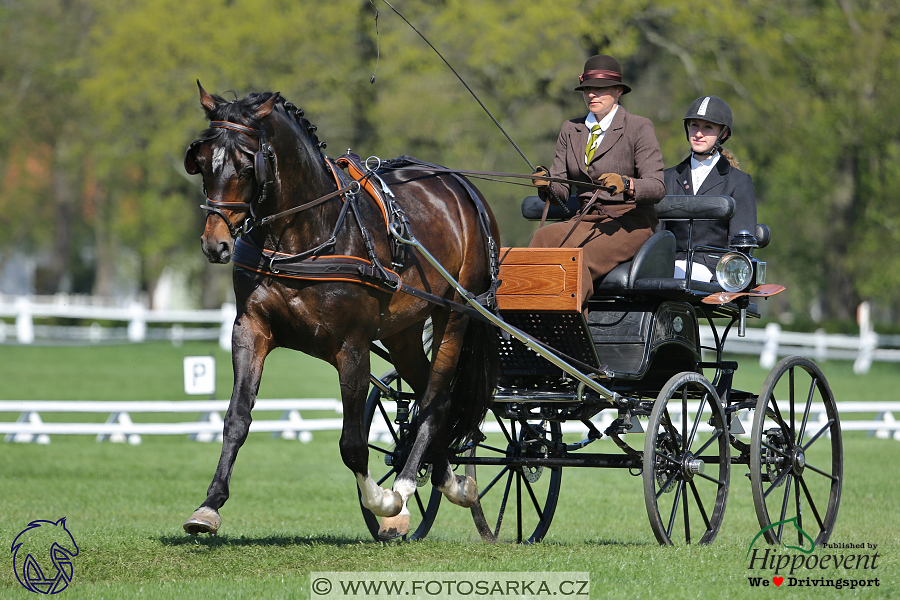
[198,91,324,153]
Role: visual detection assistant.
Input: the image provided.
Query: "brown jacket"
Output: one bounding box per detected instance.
[530,106,666,301]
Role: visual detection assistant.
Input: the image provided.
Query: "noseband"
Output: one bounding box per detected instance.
[200,120,273,239]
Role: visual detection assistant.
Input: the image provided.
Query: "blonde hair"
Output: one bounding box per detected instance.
[720,147,740,170]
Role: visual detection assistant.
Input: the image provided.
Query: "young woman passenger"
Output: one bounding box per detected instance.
[663,96,757,282]
[529,54,665,304]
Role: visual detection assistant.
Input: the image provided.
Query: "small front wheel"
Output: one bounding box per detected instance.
[466,409,562,544]
[644,372,730,545]
[359,369,441,541]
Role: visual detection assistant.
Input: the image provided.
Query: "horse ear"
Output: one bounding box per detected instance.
[255,93,279,120]
[197,80,218,114]
[184,142,201,175]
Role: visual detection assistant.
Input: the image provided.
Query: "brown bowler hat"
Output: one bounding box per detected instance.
[574,55,631,94]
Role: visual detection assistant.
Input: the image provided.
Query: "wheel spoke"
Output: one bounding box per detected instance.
[681,388,688,447]
[686,393,708,451]
[695,471,725,486]
[656,472,679,500]
[413,489,426,515]
[478,466,510,499]
[666,480,685,538]
[688,480,712,530]
[763,467,792,498]
[797,376,818,445]
[802,420,834,451]
[777,473,793,527]
[694,429,723,456]
[682,482,691,544]
[368,443,394,455]
[803,461,839,481]
[376,467,397,487]
[523,476,546,521]
[655,449,682,467]
[794,476,803,544]
[376,401,399,440]
[798,475,826,530]
[493,470,514,537]
[789,367,796,444]
[760,438,791,459]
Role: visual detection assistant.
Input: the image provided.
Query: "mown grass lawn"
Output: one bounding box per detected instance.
[0,342,898,598]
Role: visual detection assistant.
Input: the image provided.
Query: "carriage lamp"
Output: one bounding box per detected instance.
[715,252,754,292]
[729,230,759,254]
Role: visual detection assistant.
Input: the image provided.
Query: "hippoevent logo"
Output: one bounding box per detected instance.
[746,518,880,590]
[10,518,79,594]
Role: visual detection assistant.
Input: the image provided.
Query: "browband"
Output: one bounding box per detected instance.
[209,121,261,137]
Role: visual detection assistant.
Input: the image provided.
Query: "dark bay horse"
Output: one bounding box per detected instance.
[182,83,499,539]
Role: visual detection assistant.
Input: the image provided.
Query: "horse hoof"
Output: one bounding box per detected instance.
[446,475,479,508]
[378,513,410,540]
[183,506,221,536]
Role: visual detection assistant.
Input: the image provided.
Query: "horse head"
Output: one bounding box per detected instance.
[185,82,331,263]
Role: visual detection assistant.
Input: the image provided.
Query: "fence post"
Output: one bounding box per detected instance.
[854,301,876,375]
[219,303,236,352]
[127,300,146,342]
[760,322,781,369]
[15,296,35,344]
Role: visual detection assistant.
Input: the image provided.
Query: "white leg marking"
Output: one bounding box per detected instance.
[437,473,479,508]
[356,471,402,517]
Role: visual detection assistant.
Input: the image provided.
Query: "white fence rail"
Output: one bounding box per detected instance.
[0,295,235,351]
[3,296,900,372]
[3,399,899,445]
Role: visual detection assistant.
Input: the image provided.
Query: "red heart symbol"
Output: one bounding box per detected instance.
[773,577,784,586]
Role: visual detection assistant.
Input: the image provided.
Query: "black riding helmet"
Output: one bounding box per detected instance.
[683,96,732,153]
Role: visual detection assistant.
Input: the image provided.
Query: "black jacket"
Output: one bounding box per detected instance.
[662,155,757,274]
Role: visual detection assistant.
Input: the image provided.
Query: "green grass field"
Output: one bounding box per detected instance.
[1,342,898,599]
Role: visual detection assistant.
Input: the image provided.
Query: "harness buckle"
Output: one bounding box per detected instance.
[268,254,281,275]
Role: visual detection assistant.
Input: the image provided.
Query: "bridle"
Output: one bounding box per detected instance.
[195,120,363,240]
[198,120,273,239]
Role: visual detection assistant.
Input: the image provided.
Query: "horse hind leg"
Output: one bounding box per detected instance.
[433,458,478,507]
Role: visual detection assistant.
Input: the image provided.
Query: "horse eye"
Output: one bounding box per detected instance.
[238,166,254,179]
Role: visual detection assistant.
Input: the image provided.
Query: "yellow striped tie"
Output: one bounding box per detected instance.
[585,124,602,165]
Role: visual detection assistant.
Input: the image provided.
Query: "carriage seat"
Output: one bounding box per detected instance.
[520,194,770,295]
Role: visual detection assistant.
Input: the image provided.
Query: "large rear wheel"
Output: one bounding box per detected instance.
[750,356,842,546]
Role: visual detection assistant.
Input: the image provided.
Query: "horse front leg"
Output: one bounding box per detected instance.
[183,315,271,535]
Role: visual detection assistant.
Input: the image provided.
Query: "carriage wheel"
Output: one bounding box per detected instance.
[359,369,441,541]
[644,372,730,545]
[466,409,562,544]
[750,356,842,546]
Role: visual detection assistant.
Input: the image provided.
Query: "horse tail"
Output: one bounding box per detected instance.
[444,316,499,449]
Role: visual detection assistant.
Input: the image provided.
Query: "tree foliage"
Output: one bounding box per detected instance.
[2,0,899,319]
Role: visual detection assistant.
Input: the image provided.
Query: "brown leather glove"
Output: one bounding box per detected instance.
[597,173,631,196]
[531,166,550,189]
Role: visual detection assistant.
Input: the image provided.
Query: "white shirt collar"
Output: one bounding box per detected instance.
[690,151,720,169]
[585,104,618,132]
[690,151,720,192]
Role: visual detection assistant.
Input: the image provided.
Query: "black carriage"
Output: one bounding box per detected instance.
[361,194,842,546]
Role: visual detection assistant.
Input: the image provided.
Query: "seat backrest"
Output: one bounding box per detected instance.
[521,195,579,221]
[595,230,676,291]
[656,195,734,221]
